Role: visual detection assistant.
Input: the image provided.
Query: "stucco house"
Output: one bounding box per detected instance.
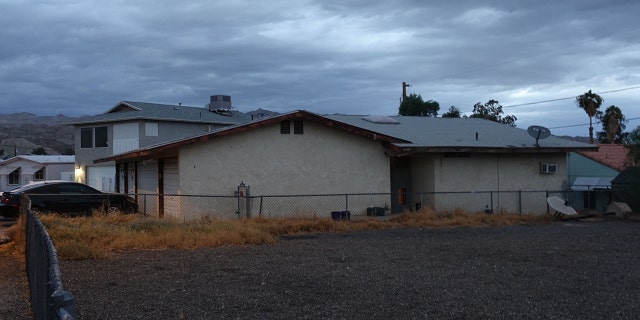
[95,110,595,220]
[66,96,250,191]
[567,144,628,213]
[0,155,75,191]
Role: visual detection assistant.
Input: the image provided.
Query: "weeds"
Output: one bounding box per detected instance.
[1,208,553,260]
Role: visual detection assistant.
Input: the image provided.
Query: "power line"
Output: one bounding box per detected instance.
[549,117,640,130]
[502,86,640,109]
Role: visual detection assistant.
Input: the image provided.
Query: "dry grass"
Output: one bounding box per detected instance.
[1,208,553,260]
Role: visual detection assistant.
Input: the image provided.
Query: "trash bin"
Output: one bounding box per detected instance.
[367,207,385,216]
[331,211,350,221]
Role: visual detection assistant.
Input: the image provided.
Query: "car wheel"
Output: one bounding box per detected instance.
[107,206,122,215]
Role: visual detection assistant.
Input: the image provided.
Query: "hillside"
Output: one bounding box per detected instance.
[0,113,76,157]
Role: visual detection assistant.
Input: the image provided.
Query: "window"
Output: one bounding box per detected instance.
[95,126,108,148]
[81,127,93,148]
[34,168,45,180]
[540,162,557,174]
[8,168,20,185]
[280,120,291,134]
[293,120,304,134]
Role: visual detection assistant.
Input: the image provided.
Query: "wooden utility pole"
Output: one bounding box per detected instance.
[402,82,410,101]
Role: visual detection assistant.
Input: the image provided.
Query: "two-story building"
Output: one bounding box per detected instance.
[66,95,250,191]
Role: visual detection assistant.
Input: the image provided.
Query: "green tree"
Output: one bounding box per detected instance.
[31,147,48,155]
[441,106,461,118]
[575,90,604,144]
[596,105,627,143]
[625,126,640,166]
[398,93,439,117]
[469,99,517,126]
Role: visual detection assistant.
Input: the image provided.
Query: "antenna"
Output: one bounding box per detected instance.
[546,196,577,218]
[527,125,551,147]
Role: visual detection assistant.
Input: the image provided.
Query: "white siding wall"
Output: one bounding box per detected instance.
[162,157,180,218]
[137,160,158,216]
[113,123,140,155]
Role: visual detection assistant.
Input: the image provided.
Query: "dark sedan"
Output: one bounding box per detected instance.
[0,181,138,217]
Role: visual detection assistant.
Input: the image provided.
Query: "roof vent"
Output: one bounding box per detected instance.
[208,95,233,116]
[362,115,400,124]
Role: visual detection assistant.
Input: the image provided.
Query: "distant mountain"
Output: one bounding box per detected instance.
[0,113,76,158]
[0,109,280,159]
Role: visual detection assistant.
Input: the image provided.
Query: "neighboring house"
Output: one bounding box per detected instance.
[611,166,640,213]
[66,95,251,191]
[0,155,75,191]
[95,110,595,220]
[567,144,628,213]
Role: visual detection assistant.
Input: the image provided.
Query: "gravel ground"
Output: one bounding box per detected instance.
[54,219,640,319]
[3,219,640,319]
[0,254,33,319]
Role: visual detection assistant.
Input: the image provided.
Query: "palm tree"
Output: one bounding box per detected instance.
[599,105,625,143]
[575,90,603,144]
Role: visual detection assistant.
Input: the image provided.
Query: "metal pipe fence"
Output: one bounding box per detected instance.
[135,190,586,221]
[24,197,75,320]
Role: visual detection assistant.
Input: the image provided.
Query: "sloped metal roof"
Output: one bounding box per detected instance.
[66,101,252,125]
[96,110,597,164]
[325,114,594,151]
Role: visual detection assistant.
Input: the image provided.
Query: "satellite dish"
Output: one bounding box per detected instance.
[547,196,577,218]
[527,125,551,147]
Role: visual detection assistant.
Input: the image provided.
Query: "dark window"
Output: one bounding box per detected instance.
[223,96,231,102]
[81,127,93,148]
[293,120,304,134]
[34,168,45,180]
[95,126,108,148]
[280,120,291,134]
[8,168,20,185]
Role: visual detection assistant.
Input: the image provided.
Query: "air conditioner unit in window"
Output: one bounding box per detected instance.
[540,162,557,174]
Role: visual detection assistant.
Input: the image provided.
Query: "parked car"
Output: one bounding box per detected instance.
[0,181,138,217]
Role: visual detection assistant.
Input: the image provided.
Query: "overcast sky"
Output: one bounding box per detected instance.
[1,0,639,136]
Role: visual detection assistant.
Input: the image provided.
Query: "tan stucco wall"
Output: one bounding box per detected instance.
[411,153,567,214]
[178,120,391,218]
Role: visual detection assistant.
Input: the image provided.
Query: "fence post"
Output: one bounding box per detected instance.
[345,194,349,212]
[518,189,522,214]
[52,290,75,319]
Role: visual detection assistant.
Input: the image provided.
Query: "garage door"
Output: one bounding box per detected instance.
[86,166,116,192]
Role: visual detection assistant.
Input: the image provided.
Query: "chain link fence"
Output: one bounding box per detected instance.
[24,198,75,320]
[135,190,587,221]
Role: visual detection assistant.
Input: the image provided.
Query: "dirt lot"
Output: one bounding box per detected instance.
[3,219,640,319]
[55,219,640,319]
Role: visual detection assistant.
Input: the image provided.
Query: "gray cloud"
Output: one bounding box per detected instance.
[1,0,639,136]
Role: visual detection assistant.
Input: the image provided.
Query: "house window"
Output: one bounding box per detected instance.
[95,126,108,148]
[81,127,93,148]
[8,168,20,185]
[34,168,45,180]
[293,120,304,134]
[280,120,291,134]
[540,162,557,174]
